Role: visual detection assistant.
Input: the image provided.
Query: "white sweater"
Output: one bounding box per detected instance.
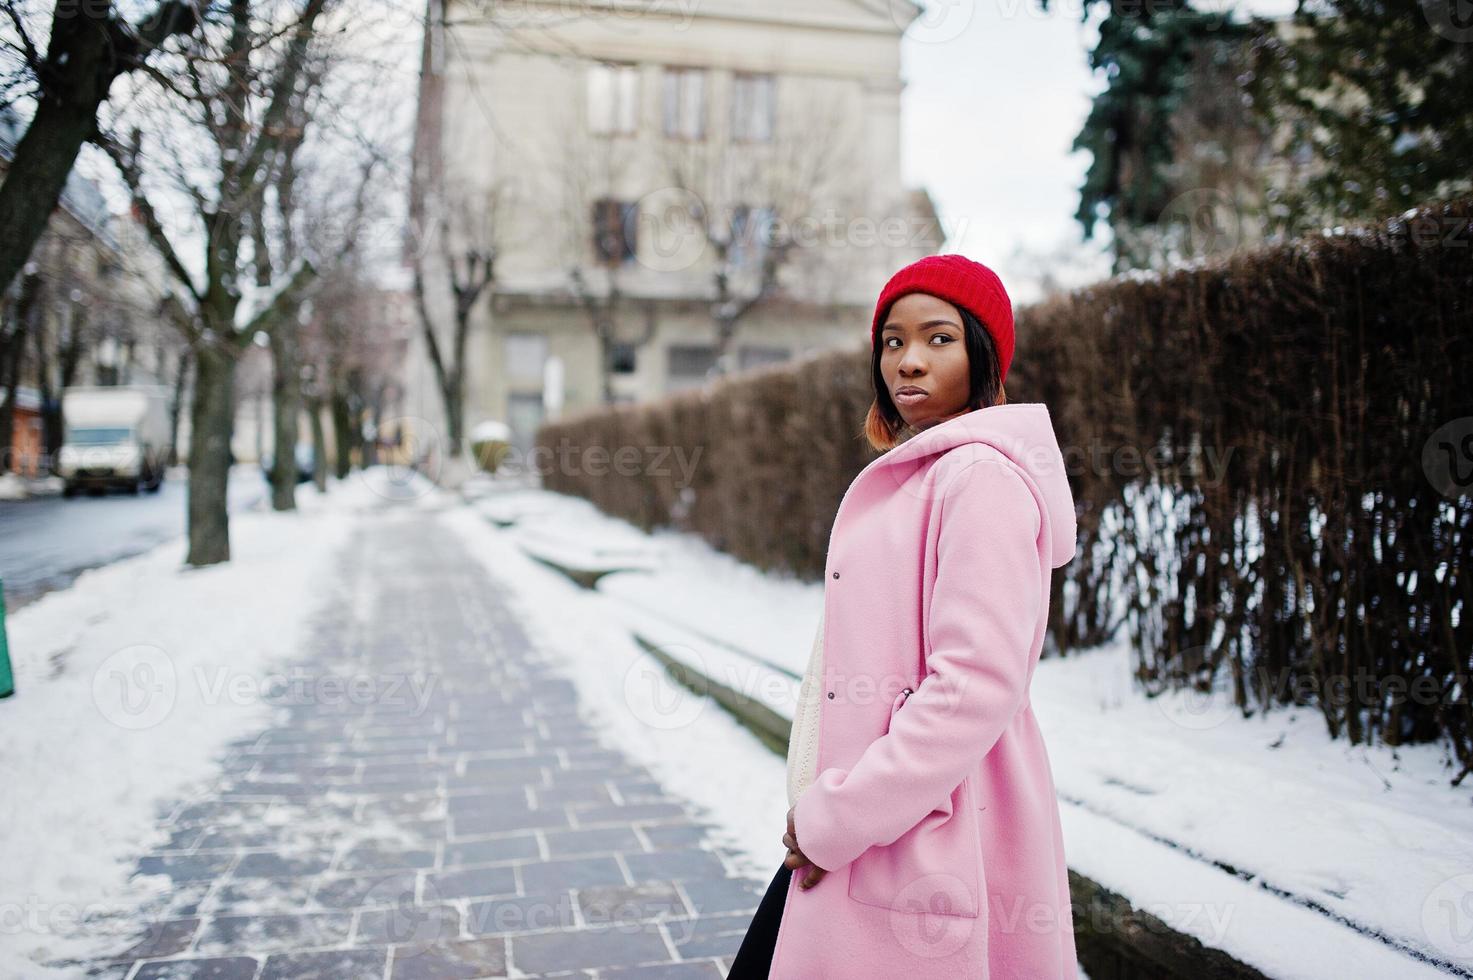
[785,607,825,808]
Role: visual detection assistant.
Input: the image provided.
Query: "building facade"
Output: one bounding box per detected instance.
[1,108,183,476]
[410,0,940,455]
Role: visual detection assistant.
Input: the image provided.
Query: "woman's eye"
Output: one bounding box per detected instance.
[931,335,952,344]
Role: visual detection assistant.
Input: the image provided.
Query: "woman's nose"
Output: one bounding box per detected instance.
[898,344,927,374]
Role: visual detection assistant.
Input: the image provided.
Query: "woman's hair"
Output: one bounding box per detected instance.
[862,300,1007,452]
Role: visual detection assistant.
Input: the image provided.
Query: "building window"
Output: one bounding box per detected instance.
[729,204,776,269]
[662,66,706,140]
[667,343,717,388]
[610,341,637,374]
[506,392,544,452]
[739,345,790,370]
[588,62,639,136]
[731,72,775,143]
[505,331,548,383]
[592,198,638,263]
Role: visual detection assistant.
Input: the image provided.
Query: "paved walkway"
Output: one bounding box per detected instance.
[87,503,768,979]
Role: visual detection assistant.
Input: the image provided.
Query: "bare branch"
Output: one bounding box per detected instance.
[2,3,41,74]
[96,129,205,306]
[241,257,318,342]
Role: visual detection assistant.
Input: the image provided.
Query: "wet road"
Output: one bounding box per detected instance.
[0,466,268,612]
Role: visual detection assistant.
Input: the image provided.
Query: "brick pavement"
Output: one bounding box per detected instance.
[84,504,769,979]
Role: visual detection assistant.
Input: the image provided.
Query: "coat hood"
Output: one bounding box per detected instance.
[872,402,1078,568]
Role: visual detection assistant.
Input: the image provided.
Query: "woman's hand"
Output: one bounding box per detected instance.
[782,805,829,889]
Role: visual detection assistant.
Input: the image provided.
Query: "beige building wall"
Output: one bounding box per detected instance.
[414,0,939,454]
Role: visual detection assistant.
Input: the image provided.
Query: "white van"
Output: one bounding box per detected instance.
[57,386,171,495]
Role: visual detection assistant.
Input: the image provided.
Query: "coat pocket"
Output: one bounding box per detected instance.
[881,686,913,734]
[846,687,982,918]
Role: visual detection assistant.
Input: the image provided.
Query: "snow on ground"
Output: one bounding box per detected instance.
[456,479,1473,980]
[0,467,439,977]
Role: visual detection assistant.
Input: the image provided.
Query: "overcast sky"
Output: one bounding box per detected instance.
[900,0,1301,303]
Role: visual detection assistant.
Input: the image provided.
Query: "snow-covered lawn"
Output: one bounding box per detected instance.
[0,468,439,977]
[453,480,1473,980]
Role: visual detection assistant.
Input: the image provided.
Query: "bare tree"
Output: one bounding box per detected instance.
[658,92,860,376]
[408,171,499,459]
[554,116,657,406]
[409,1,497,459]
[406,177,497,459]
[101,0,331,565]
[0,1,210,295]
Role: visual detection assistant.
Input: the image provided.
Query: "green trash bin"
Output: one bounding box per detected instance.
[0,579,13,698]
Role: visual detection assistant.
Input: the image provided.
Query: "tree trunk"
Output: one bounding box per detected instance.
[31,312,63,468]
[330,385,352,478]
[186,342,236,567]
[440,370,464,458]
[307,395,328,491]
[268,324,300,511]
[364,395,383,467]
[0,1,203,294]
[168,348,191,467]
[0,80,109,296]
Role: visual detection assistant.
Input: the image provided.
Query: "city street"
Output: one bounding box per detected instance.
[0,467,266,611]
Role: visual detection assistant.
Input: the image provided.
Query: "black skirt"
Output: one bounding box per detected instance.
[727,860,793,978]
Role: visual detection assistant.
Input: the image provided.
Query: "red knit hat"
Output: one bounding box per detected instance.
[870,254,1015,384]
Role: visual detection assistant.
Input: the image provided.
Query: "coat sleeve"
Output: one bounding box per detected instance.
[791,457,1046,873]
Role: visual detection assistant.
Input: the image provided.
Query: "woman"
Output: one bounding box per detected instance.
[729,254,1079,979]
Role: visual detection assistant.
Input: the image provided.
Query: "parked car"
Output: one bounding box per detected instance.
[261,443,317,485]
[57,386,170,495]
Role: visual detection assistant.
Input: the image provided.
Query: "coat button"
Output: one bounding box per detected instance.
[832,571,840,579]
[827,691,834,699]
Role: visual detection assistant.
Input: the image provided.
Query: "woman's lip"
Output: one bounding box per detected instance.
[894,389,929,405]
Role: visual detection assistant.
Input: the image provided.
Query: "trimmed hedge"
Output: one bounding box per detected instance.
[537,197,1473,777]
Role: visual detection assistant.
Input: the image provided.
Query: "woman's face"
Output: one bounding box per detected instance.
[878,292,973,431]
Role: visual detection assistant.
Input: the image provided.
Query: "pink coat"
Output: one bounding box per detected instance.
[772,402,1080,979]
